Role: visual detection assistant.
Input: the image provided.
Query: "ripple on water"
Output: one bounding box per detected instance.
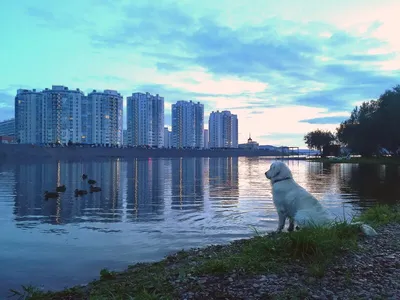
[1,158,399,296]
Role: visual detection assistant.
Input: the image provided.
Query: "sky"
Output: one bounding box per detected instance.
[0,0,399,147]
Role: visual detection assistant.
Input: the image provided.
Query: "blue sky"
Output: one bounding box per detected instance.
[1,0,399,147]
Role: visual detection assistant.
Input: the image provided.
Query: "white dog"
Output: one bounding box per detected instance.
[265,161,377,236]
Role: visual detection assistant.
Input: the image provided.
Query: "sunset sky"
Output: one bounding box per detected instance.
[1,0,399,146]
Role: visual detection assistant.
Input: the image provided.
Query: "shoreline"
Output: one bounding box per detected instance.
[0,144,304,162]
[14,206,400,300]
[307,157,400,165]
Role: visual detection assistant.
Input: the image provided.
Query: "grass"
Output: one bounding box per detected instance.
[12,205,400,300]
[355,204,400,226]
[307,156,400,165]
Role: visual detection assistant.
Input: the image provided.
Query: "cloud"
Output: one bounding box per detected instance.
[86,2,399,111]
[299,116,348,125]
[4,0,399,147]
[249,111,264,115]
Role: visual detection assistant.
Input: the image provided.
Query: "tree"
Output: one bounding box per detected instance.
[304,129,336,154]
[336,85,400,156]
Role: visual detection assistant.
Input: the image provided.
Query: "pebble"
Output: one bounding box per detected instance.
[173,223,400,299]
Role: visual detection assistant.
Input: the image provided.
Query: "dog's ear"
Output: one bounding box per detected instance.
[270,162,281,178]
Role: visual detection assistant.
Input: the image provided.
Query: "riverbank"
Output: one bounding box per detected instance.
[13,205,399,300]
[307,156,400,165]
[0,144,292,162]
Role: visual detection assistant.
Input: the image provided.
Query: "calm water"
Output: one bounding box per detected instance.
[1,157,399,296]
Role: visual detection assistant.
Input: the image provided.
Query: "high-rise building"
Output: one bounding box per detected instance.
[126,92,164,147]
[84,89,123,146]
[163,127,172,148]
[0,118,15,137]
[15,86,123,146]
[15,89,42,144]
[171,100,204,149]
[123,129,128,146]
[209,110,239,148]
[203,129,209,149]
[41,85,85,144]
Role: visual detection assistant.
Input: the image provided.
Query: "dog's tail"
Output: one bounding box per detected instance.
[350,222,378,237]
[294,210,378,237]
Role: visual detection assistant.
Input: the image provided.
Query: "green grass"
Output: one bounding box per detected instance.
[355,204,400,226]
[13,205,400,300]
[195,221,360,277]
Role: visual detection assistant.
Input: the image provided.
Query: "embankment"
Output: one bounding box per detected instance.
[0,144,288,162]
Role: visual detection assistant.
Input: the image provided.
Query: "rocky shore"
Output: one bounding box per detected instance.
[13,206,400,300]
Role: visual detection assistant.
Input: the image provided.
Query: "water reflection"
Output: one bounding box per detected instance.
[171,158,205,211]
[13,160,125,227]
[209,157,239,206]
[127,158,166,221]
[339,163,400,207]
[2,158,400,296]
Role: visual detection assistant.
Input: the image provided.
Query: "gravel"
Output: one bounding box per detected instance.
[173,223,400,300]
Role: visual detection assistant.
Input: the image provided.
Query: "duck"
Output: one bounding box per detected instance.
[90,185,102,193]
[74,189,88,197]
[82,174,88,180]
[44,191,59,199]
[88,179,96,185]
[56,185,66,192]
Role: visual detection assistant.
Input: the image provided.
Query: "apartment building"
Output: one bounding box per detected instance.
[171,100,204,148]
[126,92,164,147]
[209,110,238,148]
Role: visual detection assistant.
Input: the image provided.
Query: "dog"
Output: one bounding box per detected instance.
[265,161,377,236]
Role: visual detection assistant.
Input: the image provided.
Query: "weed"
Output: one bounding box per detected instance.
[100,268,117,280]
[355,205,400,226]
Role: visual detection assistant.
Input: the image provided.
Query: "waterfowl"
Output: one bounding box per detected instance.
[90,186,102,193]
[56,185,66,192]
[82,174,88,180]
[44,191,59,199]
[74,189,88,196]
[88,179,96,185]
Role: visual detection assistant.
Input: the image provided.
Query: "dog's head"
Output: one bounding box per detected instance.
[265,161,293,183]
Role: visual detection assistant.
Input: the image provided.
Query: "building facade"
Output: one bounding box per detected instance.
[171,100,204,149]
[209,110,238,148]
[84,89,123,146]
[15,89,42,144]
[15,86,123,146]
[203,129,209,149]
[41,85,85,144]
[163,127,172,148]
[123,129,128,146]
[0,118,15,137]
[126,92,164,147]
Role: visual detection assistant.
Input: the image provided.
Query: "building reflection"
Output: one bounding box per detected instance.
[209,157,239,206]
[13,159,124,226]
[126,158,165,221]
[171,158,204,211]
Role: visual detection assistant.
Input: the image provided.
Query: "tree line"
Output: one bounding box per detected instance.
[304,85,400,157]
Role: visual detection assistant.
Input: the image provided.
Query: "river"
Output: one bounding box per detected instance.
[0,157,399,296]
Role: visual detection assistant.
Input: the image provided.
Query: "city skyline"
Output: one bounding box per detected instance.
[9,86,242,148]
[14,86,124,145]
[1,1,399,147]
